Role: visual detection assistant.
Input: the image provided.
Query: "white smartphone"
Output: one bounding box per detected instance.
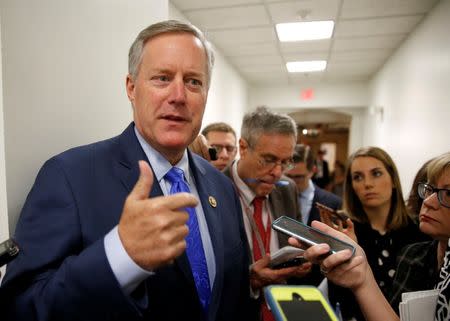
[269,246,306,269]
[272,216,355,256]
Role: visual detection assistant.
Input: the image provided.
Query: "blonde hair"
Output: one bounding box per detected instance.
[427,152,450,185]
[343,146,411,230]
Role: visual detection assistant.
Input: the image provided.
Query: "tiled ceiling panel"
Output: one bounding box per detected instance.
[171,0,440,85]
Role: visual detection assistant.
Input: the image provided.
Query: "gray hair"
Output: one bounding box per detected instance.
[128,20,215,87]
[241,106,297,148]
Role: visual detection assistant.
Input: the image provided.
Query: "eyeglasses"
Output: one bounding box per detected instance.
[418,183,450,208]
[210,144,237,154]
[257,155,295,172]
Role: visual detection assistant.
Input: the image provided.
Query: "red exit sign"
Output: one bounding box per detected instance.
[300,88,314,100]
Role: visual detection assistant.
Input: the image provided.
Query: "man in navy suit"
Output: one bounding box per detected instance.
[286,144,342,226]
[1,20,251,321]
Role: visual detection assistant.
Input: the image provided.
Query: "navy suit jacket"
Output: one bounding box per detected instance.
[1,123,251,321]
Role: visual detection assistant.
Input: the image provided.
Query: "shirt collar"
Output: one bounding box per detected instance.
[134,126,191,185]
[301,179,315,199]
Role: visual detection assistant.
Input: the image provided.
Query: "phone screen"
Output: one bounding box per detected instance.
[278,300,332,321]
[272,216,355,254]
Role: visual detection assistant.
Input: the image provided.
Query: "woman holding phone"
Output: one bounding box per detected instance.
[324,147,428,319]
[297,151,450,321]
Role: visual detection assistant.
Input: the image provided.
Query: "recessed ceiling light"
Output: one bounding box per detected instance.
[286,60,327,73]
[276,21,334,42]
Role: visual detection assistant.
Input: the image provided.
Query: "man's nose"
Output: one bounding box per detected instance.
[168,78,186,104]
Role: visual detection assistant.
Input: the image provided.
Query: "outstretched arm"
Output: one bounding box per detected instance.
[290,221,399,321]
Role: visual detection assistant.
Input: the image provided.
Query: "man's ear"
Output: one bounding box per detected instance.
[239,138,248,159]
[126,74,135,103]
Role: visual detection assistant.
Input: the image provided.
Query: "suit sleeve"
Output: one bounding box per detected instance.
[1,158,144,321]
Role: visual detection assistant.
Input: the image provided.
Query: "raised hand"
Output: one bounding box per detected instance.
[118,160,198,270]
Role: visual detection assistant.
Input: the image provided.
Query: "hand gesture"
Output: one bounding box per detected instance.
[118,161,198,270]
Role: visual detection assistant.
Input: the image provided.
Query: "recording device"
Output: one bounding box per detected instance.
[269,246,307,269]
[315,202,349,228]
[208,147,218,161]
[264,285,339,321]
[0,238,19,267]
[272,216,355,256]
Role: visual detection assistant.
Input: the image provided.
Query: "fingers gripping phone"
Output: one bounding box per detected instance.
[272,216,355,256]
[264,285,339,321]
[0,238,19,267]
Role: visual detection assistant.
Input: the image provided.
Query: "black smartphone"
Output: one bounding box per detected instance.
[208,147,218,161]
[272,216,355,256]
[0,238,19,267]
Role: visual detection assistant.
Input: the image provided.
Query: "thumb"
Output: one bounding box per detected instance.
[129,160,154,201]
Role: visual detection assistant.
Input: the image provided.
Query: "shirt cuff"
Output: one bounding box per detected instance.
[104,226,154,295]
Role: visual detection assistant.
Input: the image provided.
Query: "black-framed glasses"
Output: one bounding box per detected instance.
[210,144,237,154]
[257,155,295,172]
[418,183,450,208]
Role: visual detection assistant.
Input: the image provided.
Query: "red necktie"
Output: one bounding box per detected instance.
[252,197,275,321]
[252,196,266,262]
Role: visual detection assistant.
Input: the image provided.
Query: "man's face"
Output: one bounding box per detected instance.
[126,33,208,163]
[237,133,296,197]
[205,131,237,171]
[286,162,313,193]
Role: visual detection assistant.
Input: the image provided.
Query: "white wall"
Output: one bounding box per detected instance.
[0,0,168,233]
[365,0,450,192]
[0,13,8,279]
[169,3,248,138]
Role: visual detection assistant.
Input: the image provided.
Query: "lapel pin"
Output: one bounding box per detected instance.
[208,196,217,208]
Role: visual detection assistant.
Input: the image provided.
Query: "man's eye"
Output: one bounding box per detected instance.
[187,78,202,87]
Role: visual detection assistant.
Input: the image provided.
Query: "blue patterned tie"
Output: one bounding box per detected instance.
[165,167,211,312]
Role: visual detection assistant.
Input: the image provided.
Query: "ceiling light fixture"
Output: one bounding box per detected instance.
[276,20,334,42]
[286,60,327,73]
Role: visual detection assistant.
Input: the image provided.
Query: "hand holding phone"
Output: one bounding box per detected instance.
[272,216,355,257]
[315,202,348,229]
[0,238,19,267]
[269,246,306,269]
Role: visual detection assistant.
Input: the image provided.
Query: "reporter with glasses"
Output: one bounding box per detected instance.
[224,106,313,321]
[296,151,450,321]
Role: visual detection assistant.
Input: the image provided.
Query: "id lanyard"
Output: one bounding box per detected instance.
[231,175,272,261]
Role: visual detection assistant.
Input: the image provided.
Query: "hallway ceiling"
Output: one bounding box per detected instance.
[171,0,439,85]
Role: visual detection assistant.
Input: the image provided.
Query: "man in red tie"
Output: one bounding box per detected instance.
[223,106,313,321]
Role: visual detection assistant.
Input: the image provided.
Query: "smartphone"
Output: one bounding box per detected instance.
[208,147,218,161]
[272,216,355,256]
[315,202,348,228]
[269,246,306,269]
[0,238,20,267]
[264,285,339,321]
